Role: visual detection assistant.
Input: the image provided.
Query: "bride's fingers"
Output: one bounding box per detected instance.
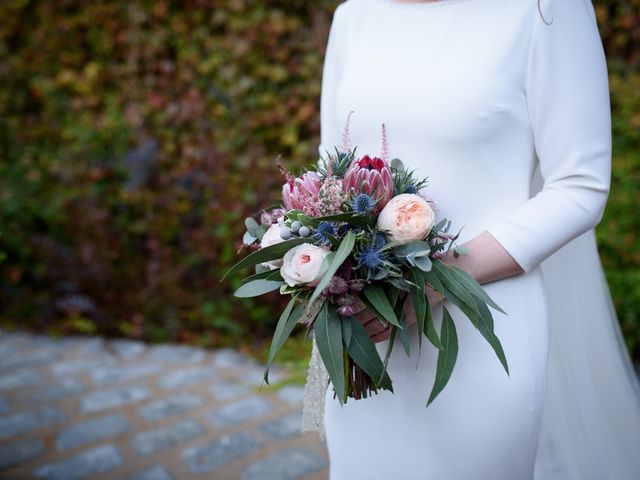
[372,326,391,343]
[364,319,387,337]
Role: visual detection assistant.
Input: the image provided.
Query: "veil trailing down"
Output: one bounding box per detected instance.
[531,167,640,479]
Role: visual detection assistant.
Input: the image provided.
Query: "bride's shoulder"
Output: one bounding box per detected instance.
[332,0,370,17]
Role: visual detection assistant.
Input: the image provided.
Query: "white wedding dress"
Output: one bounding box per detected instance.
[313,0,640,479]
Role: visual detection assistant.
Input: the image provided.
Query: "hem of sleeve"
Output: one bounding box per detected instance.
[484,224,534,275]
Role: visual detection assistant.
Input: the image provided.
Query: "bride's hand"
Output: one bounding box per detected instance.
[356,285,444,343]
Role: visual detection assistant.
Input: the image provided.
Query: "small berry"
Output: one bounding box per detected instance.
[291,220,301,233]
[280,228,292,240]
[299,226,311,237]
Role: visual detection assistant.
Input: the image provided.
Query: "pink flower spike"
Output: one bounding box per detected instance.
[340,110,355,153]
[381,123,389,161]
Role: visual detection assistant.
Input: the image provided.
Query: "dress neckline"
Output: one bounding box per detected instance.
[373,0,477,8]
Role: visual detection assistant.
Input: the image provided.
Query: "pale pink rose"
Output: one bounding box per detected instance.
[377,193,435,244]
[260,223,285,269]
[280,244,330,287]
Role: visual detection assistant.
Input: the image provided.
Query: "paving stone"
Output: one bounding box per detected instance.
[52,358,114,377]
[33,444,123,480]
[207,396,273,427]
[123,465,174,480]
[27,334,66,350]
[211,348,257,369]
[34,377,86,401]
[137,394,203,422]
[71,337,109,355]
[0,348,61,370]
[109,339,146,359]
[240,447,327,480]
[0,368,41,391]
[0,438,45,470]
[181,431,261,474]
[81,384,151,413]
[0,341,18,357]
[145,345,205,364]
[209,381,250,402]
[276,385,305,406]
[0,406,65,439]
[91,364,160,387]
[157,366,218,389]
[258,412,302,440]
[56,413,130,451]
[132,419,205,456]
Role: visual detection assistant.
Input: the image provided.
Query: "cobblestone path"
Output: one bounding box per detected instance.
[0,331,329,479]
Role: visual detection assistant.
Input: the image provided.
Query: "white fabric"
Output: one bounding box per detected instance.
[316,0,640,479]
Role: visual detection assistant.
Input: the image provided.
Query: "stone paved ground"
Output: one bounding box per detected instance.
[0,331,329,480]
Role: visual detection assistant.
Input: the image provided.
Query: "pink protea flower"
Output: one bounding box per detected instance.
[343,155,394,213]
[281,171,322,212]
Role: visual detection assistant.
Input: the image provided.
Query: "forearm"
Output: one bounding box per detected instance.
[441,231,525,285]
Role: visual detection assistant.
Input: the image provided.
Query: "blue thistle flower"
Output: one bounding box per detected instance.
[351,193,374,214]
[374,232,388,249]
[356,247,384,271]
[315,221,336,244]
[339,223,363,236]
[404,184,418,194]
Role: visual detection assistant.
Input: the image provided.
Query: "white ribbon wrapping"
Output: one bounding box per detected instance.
[301,335,330,440]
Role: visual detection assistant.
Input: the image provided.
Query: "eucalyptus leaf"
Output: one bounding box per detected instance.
[390,158,405,171]
[410,268,426,355]
[234,279,283,298]
[471,294,509,375]
[413,255,433,272]
[314,303,347,403]
[346,316,393,391]
[243,231,257,245]
[453,245,469,257]
[447,265,506,314]
[398,300,411,357]
[396,293,411,356]
[309,230,356,305]
[424,292,443,350]
[387,277,417,291]
[427,306,458,406]
[442,286,479,327]
[255,224,268,241]
[422,270,445,297]
[245,217,259,235]
[242,268,283,284]
[363,284,400,327]
[432,261,477,312]
[222,237,313,280]
[264,300,304,383]
[341,316,352,348]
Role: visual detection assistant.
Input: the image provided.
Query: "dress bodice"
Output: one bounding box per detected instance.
[319,0,611,274]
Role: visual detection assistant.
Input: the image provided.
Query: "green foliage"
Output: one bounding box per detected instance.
[0,0,638,362]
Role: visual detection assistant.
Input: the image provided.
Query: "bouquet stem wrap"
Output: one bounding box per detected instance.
[301,335,330,440]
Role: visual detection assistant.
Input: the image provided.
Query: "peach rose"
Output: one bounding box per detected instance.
[280,244,330,287]
[377,193,435,244]
[260,223,286,269]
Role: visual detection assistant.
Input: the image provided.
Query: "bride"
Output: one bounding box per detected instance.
[305,0,640,478]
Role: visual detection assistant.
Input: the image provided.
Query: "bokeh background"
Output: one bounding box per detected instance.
[1,0,638,366]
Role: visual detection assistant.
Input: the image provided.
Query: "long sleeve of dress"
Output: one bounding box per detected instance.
[318,3,347,159]
[485,0,612,274]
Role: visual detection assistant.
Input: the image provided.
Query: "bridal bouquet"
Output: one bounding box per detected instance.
[222,122,509,406]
